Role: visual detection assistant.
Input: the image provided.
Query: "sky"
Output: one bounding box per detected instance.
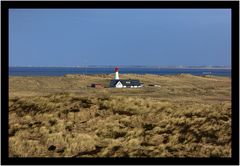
[9,9,231,67]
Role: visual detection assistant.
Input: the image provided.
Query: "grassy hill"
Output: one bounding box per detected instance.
[9,74,231,157]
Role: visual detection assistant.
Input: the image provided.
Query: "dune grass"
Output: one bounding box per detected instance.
[9,74,231,157]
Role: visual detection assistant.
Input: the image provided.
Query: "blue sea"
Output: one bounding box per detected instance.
[9,67,231,77]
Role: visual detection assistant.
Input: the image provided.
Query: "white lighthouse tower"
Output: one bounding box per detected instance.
[114,67,119,80]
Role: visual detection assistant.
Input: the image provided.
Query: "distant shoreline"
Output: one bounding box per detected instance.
[9,67,231,77]
[9,66,231,70]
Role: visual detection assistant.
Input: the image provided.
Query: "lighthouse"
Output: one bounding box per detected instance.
[109,67,143,88]
[114,67,119,80]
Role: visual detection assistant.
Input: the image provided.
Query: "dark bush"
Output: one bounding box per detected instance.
[48,145,56,151]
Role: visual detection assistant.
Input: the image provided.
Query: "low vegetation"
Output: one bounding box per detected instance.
[9,74,231,157]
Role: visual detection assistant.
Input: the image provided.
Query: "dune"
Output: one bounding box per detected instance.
[9,74,231,157]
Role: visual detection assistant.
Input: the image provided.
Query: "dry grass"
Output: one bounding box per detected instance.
[9,74,231,157]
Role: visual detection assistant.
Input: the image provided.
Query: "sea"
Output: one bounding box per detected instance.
[9,67,231,77]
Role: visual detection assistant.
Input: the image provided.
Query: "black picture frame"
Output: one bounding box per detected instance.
[1,1,239,165]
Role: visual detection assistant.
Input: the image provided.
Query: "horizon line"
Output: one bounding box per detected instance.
[9,65,231,69]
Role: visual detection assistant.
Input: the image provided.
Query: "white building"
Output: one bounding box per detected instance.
[109,67,143,88]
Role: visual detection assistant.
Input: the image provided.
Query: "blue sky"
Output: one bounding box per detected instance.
[9,9,231,67]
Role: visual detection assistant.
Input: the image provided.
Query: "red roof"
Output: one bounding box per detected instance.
[115,67,119,72]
